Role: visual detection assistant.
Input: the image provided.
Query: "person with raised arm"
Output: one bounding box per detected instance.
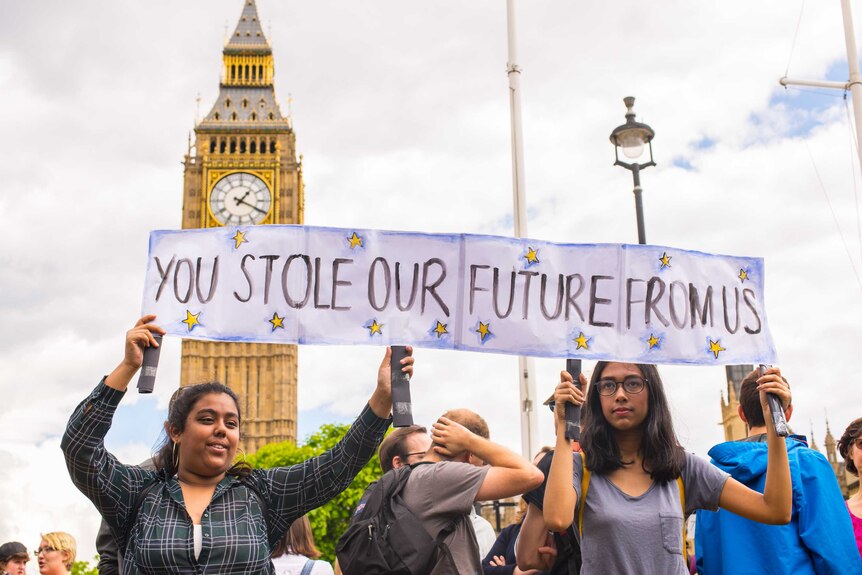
[62,314,412,575]
[517,361,791,575]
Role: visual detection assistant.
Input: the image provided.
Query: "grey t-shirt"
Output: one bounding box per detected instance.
[574,451,729,575]
[401,461,490,575]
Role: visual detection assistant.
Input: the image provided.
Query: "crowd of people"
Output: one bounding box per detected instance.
[2,314,861,574]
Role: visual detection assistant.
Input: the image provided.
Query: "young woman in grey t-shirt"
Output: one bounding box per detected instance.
[518,361,791,575]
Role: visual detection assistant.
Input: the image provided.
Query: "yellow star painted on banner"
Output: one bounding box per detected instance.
[738,268,748,282]
[182,310,201,331]
[367,319,383,335]
[708,339,726,359]
[347,232,363,249]
[574,331,591,350]
[659,252,672,269]
[476,321,492,342]
[524,247,540,265]
[232,229,247,249]
[647,334,661,349]
[269,312,285,331]
[433,321,448,338]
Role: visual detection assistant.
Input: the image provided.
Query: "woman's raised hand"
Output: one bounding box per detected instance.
[553,370,587,426]
[105,315,166,391]
[122,314,165,370]
[369,346,415,419]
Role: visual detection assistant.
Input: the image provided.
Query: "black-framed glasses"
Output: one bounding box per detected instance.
[597,376,647,396]
[33,547,56,557]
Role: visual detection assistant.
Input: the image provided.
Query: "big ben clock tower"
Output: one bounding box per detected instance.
[180,0,302,452]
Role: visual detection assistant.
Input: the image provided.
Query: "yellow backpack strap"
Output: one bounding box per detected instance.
[677,476,687,557]
[577,451,590,537]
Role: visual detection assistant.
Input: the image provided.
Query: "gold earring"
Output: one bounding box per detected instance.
[172,442,180,469]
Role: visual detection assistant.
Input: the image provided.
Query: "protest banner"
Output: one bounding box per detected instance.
[142,225,777,365]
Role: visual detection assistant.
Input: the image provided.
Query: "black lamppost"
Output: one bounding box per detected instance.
[609,97,656,245]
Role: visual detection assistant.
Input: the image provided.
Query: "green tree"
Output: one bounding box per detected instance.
[71,557,99,575]
[247,423,385,563]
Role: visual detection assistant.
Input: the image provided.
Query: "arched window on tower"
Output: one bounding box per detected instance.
[219,139,226,153]
[209,139,216,153]
[268,112,274,120]
[250,140,257,154]
[250,112,257,121]
[269,140,276,153]
[242,98,248,108]
[259,65,263,81]
[245,65,250,82]
[214,112,220,120]
[230,138,237,153]
[259,98,266,108]
[231,112,238,121]
[240,139,247,154]
[225,98,231,108]
[259,138,266,154]
[251,66,256,81]
[231,65,236,81]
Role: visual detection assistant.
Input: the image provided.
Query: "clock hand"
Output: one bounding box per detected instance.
[234,196,269,215]
[233,190,252,205]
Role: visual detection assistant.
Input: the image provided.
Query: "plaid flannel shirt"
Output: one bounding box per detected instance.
[62,379,390,575]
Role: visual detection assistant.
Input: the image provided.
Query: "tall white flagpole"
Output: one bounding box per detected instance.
[780,0,862,179]
[506,0,539,459]
[840,0,862,176]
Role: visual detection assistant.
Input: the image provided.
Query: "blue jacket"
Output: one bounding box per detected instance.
[695,435,861,575]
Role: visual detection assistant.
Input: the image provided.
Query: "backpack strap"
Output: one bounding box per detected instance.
[577,451,590,538]
[408,462,459,569]
[430,517,461,571]
[435,517,459,544]
[677,476,687,557]
[388,462,427,501]
[300,559,316,575]
[122,477,162,547]
[238,477,269,522]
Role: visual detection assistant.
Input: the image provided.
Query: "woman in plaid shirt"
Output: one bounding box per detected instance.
[62,315,412,574]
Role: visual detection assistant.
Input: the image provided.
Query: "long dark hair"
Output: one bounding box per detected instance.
[580,362,684,482]
[153,382,252,478]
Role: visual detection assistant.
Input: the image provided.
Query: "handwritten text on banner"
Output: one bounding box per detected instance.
[141,225,777,365]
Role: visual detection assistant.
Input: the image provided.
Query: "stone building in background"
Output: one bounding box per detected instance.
[180,0,302,453]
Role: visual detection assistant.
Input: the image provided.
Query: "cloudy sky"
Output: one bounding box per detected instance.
[2,0,862,565]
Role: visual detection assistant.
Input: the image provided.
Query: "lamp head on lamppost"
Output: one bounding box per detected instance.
[609,96,655,245]
[609,96,656,168]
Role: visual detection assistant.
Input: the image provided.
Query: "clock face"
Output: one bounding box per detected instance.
[209,172,272,225]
